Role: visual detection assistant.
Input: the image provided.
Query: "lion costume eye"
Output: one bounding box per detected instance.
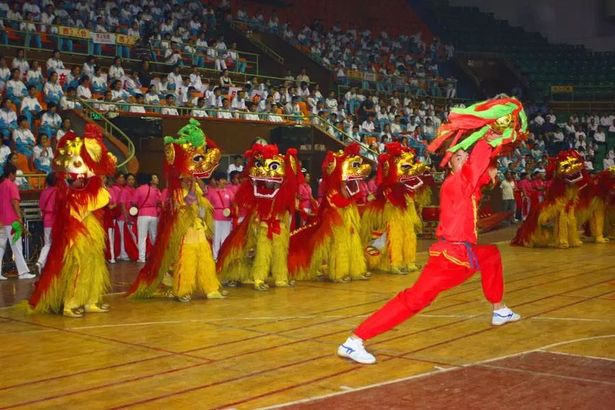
[269,162,281,171]
[193,154,205,163]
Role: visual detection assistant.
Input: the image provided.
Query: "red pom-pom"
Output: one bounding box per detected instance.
[344,142,361,156]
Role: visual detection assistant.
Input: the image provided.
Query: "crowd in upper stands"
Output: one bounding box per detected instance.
[0,0,613,190]
[236,7,457,99]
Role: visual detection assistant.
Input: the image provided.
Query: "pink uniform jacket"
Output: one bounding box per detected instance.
[132,184,162,217]
[207,186,234,221]
[39,186,57,228]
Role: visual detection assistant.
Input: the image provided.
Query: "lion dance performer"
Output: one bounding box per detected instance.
[30,124,116,317]
[289,143,372,283]
[512,150,587,248]
[128,119,225,302]
[337,97,526,364]
[576,166,615,243]
[361,143,432,274]
[217,143,302,291]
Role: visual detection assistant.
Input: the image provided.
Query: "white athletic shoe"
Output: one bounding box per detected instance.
[492,307,521,326]
[19,272,37,280]
[337,337,376,364]
[0,274,7,281]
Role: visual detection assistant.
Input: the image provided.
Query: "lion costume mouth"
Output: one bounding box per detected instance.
[66,172,90,190]
[193,169,215,179]
[564,171,583,184]
[344,176,363,197]
[251,176,283,198]
[400,175,424,191]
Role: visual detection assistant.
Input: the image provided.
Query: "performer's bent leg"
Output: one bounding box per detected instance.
[271,224,290,286]
[329,227,351,281]
[174,238,197,298]
[251,225,273,289]
[473,245,503,304]
[195,240,222,296]
[348,229,368,279]
[354,256,472,340]
[387,221,403,271]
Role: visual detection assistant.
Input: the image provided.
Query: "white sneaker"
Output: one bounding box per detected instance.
[19,272,37,280]
[0,274,7,281]
[137,259,146,263]
[108,259,116,264]
[337,337,376,364]
[492,307,521,326]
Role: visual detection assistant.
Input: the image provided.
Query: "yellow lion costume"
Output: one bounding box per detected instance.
[30,124,116,317]
[361,143,432,274]
[512,150,587,248]
[289,143,372,282]
[576,166,615,243]
[128,119,225,302]
[217,143,302,291]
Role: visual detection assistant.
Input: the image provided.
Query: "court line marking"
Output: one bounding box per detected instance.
[537,349,615,363]
[260,334,615,409]
[0,262,611,407]
[212,286,615,409]
[478,363,615,385]
[62,313,614,331]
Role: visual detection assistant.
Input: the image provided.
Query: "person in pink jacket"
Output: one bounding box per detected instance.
[132,174,162,263]
[297,171,317,226]
[207,172,234,260]
[118,173,136,261]
[36,172,57,272]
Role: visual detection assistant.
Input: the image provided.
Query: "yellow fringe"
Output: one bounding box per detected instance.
[33,212,110,313]
[361,197,421,272]
[327,205,367,281]
[529,186,581,248]
[131,183,215,297]
[173,226,220,296]
[219,213,291,284]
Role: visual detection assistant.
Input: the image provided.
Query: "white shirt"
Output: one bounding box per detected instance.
[0,145,10,165]
[227,163,243,176]
[361,120,375,133]
[193,108,208,118]
[217,110,234,119]
[43,81,63,98]
[108,65,125,81]
[161,107,179,116]
[500,180,516,201]
[41,112,62,129]
[20,96,42,114]
[12,58,30,74]
[13,127,36,145]
[6,80,27,99]
[129,105,146,113]
[77,85,92,99]
[145,93,160,105]
[594,131,606,143]
[33,145,53,167]
[46,58,65,72]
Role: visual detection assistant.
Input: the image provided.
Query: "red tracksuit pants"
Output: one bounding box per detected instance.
[354,244,504,340]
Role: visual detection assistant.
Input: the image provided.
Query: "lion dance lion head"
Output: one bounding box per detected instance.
[53,124,116,189]
[377,142,430,193]
[321,143,371,199]
[164,119,221,182]
[547,149,586,186]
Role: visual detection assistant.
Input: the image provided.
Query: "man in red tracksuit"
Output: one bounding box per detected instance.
[337,137,521,364]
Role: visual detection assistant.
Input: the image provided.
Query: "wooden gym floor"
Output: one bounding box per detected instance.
[0,227,614,409]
